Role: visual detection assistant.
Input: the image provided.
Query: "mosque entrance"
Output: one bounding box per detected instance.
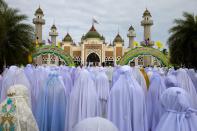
[86,53,100,66]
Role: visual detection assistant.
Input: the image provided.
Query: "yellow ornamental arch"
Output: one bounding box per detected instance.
[118,47,169,66]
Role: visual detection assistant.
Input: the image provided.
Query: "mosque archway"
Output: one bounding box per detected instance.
[118,47,169,66]
[86,52,100,66]
[32,45,75,66]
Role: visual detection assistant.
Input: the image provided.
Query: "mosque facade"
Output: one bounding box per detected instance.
[33,7,162,66]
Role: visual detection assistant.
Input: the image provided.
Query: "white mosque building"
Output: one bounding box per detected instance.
[33,7,162,66]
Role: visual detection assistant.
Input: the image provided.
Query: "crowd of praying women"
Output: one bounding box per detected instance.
[0,64,197,131]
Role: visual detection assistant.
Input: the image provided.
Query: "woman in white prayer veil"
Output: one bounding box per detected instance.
[155,87,197,131]
[67,69,99,131]
[176,68,197,108]
[73,117,118,131]
[95,68,110,117]
[0,66,31,107]
[105,66,114,88]
[0,84,39,131]
[131,67,147,94]
[108,65,148,131]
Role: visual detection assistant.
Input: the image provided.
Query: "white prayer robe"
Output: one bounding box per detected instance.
[108,66,148,131]
[67,69,99,131]
[0,84,38,131]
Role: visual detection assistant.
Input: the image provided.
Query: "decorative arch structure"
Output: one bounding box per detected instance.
[32,45,75,66]
[118,47,169,66]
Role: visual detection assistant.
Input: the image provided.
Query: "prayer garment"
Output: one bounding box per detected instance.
[0,84,39,131]
[36,71,67,131]
[108,66,148,131]
[67,69,99,131]
[156,87,197,131]
[73,117,118,131]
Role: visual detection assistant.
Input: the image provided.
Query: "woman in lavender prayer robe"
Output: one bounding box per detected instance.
[36,71,67,131]
[165,74,178,88]
[0,66,31,106]
[187,69,197,91]
[59,66,73,94]
[111,66,121,86]
[67,69,99,131]
[24,64,37,114]
[95,68,110,117]
[146,72,166,131]
[155,87,197,131]
[108,65,148,131]
[176,68,197,108]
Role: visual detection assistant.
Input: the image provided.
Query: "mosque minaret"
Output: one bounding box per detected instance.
[141,8,154,46]
[49,24,58,45]
[33,6,45,43]
[127,25,136,48]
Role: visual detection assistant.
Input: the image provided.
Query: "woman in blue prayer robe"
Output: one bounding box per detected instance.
[35,71,67,131]
[156,87,197,131]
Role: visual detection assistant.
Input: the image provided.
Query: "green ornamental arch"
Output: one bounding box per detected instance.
[32,45,75,66]
[118,47,169,66]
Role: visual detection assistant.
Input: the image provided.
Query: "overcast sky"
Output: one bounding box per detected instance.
[6,0,197,48]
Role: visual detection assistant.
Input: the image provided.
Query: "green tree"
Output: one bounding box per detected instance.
[0,0,34,73]
[168,12,197,68]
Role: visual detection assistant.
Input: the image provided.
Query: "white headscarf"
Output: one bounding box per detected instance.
[73,117,118,131]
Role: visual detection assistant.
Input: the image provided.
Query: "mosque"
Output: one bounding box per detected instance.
[32,7,166,67]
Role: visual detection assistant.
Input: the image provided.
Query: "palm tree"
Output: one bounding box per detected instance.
[168,12,197,68]
[0,0,34,73]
